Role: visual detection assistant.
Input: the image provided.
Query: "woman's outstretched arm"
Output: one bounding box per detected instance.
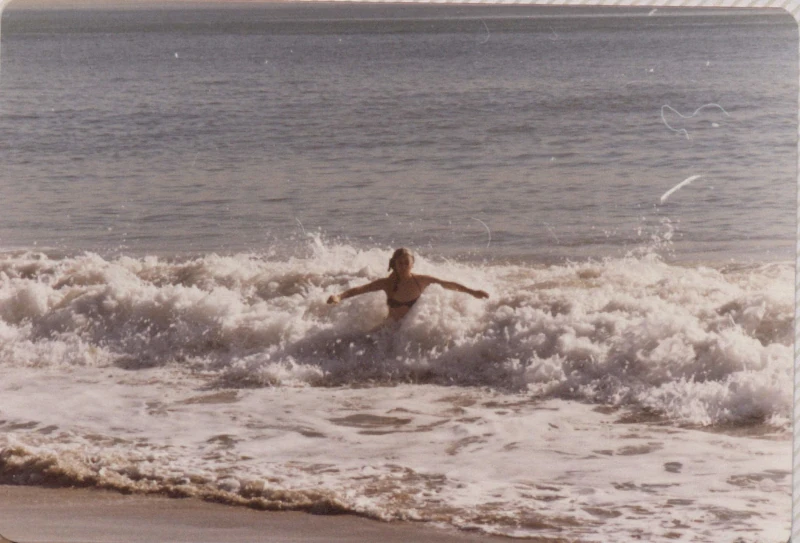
[327,278,388,305]
[419,275,489,299]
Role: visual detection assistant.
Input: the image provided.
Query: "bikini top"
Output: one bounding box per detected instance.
[387,275,422,309]
[387,297,418,309]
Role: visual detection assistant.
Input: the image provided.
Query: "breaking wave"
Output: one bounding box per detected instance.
[0,239,793,428]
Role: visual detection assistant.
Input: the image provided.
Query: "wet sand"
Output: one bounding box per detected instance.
[0,485,511,543]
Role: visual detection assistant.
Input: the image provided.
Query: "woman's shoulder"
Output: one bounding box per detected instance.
[370,276,392,290]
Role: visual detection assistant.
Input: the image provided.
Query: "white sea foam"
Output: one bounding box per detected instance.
[0,241,792,427]
[0,241,792,540]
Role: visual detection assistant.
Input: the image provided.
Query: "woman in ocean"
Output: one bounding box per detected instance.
[327,248,489,321]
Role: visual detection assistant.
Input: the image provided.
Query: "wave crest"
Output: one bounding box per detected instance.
[0,245,793,427]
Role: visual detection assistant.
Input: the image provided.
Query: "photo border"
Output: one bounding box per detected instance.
[0,0,796,540]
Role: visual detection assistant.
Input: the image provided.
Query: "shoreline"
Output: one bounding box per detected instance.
[0,484,511,543]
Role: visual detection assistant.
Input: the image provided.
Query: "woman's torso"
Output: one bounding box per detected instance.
[385,274,425,320]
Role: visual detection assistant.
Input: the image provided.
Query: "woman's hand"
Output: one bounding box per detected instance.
[471,289,489,299]
[327,294,341,305]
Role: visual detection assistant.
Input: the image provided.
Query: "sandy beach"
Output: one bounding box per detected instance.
[0,484,513,543]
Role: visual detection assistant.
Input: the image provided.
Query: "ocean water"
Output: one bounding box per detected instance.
[0,3,796,261]
[0,4,796,541]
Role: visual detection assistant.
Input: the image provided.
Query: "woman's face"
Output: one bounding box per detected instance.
[394,254,413,273]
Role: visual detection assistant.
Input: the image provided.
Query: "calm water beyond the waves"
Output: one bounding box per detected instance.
[0,4,796,261]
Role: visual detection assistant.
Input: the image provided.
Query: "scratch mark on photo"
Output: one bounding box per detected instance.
[661,104,730,140]
[660,175,703,204]
[471,217,491,248]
